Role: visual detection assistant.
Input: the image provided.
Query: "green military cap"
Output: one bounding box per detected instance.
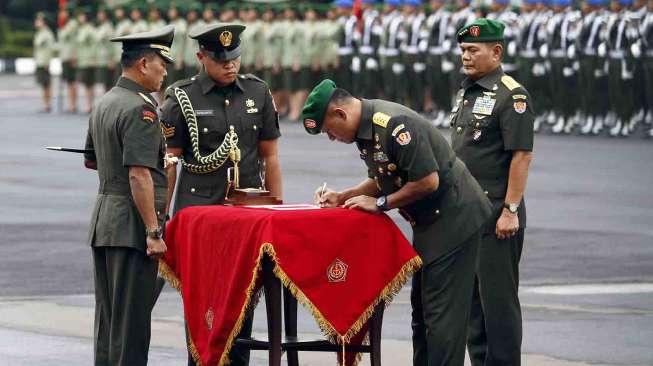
[189,23,246,61]
[456,18,505,43]
[111,24,175,63]
[302,79,337,135]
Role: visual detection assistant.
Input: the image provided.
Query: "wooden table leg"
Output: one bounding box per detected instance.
[369,301,385,366]
[284,287,299,366]
[262,255,282,366]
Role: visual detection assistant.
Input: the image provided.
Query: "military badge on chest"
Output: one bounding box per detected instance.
[245,99,258,114]
[472,95,496,116]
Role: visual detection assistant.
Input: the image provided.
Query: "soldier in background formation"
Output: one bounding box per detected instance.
[36,0,652,137]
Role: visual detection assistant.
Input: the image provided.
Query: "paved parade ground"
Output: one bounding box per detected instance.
[1,75,652,365]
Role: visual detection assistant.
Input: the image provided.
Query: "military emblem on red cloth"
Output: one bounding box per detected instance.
[304,119,317,129]
[142,109,157,123]
[513,101,527,114]
[470,26,480,37]
[205,307,214,331]
[396,131,412,146]
[327,258,348,283]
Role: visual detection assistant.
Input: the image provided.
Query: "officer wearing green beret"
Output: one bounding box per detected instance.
[451,18,534,366]
[83,25,174,366]
[33,12,56,112]
[302,79,492,366]
[160,24,282,366]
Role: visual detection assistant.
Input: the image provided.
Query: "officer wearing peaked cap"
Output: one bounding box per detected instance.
[451,19,534,366]
[160,23,282,366]
[303,78,492,366]
[83,25,174,366]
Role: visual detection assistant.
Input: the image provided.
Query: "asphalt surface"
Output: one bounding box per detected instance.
[1,75,652,365]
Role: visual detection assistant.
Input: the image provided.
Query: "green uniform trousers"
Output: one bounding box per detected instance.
[359,55,381,99]
[467,227,524,366]
[644,58,653,113]
[405,55,426,112]
[549,57,577,118]
[608,59,634,122]
[93,246,159,366]
[411,228,481,366]
[517,59,552,115]
[383,55,406,105]
[335,55,354,93]
[427,55,451,111]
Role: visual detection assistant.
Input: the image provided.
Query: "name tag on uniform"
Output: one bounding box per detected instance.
[472,95,496,116]
[196,109,214,116]
[373,151,389,163]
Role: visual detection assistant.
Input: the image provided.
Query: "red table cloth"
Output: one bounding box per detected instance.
[160,204,422,366]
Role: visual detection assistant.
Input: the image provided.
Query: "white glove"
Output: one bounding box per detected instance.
[365,58,379,70]
[351,57,361,73]
[562,66,574,77]
[418,40,428,53]
[441,60,455,72]
[532,63,546,76]
[567,44,576,59]
[631,42,642,58]
[598,43,607,58]
[392,62,405,75]
[539,44,549,58]
[413,62,426,72]
[442,39,452,52]
[507,41,517,57]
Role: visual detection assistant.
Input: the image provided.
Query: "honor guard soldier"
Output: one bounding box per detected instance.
[447,0,477,116]
[401,0,428,112]
[334,0,357,93]
[425,0,453,126]
[160,24,282,365]
[83,25,174,366]
[33,12,56,112]
[451,19,534,366]
[57,4,79,113]
[640,0,653,136]
[357,0,383,99]
[380,0,407,104]
[577,0,610,135]
[302,79,492,366]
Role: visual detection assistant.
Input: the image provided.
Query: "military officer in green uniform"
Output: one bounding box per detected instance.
[450,19,534,366]
[33,12,56,112]
[302,79,492,366]
[160,23,282,366]
[83,25,174,366]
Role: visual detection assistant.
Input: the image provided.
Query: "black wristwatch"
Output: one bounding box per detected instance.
[503,202,519,214]
[146,227,163,239]
[376,195,389,212]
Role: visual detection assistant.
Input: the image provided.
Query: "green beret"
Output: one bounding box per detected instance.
[302,79,337,135]
[457,18,505,43]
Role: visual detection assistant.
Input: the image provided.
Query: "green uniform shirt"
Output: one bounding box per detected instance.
[84,77,168,251]
[319,19,339,68]
[241,20,262,68]
[170,18,187,67]
[303,20,321,66]
[57,19,78,61]
[355,99,492,264]
[183,20,205,67]
[76,22,97,68]
[450,67,534,230]
[113,19,133,63]
[161,72,281,212]
[131,19,149,34]
[33,26,56,67]
[94,21,115,67]
[148,19,167,31]
[262,20,284,68]
[281,20,303,67]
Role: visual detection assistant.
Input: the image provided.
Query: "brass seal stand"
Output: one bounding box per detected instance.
[224,142,282,206]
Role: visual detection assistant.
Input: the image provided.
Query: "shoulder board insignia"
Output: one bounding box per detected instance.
[501,75,521,91]
[372,112,391,128]
[138,92,156,107]
[391,123,405,137]
[512,94,528,100]
[242,73,265,83]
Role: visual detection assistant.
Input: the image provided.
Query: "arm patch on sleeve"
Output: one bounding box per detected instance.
[142,109,157,123]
